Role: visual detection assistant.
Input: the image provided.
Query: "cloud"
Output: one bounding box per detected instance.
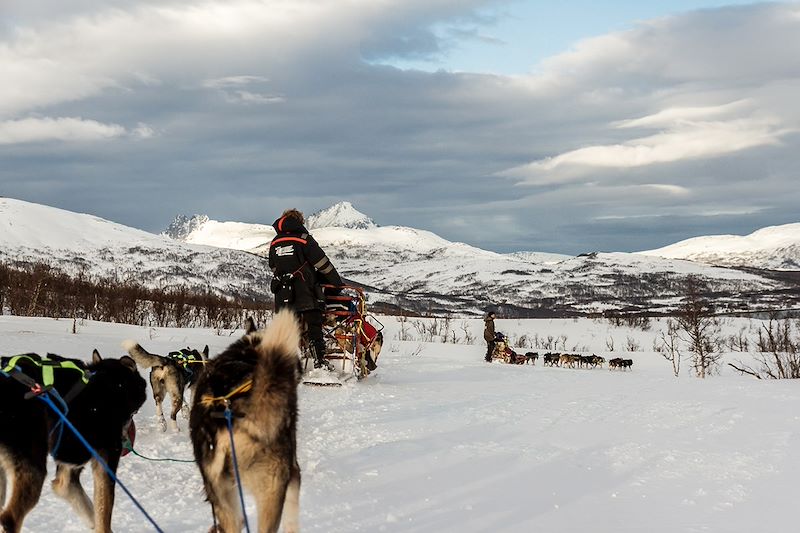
[613,100,753,129]
[0,117,127,144]
[640,184,690,196]
[1,1,799,254]
[202,75,270,89]
[503,115,790,184]
[201,75,285,104]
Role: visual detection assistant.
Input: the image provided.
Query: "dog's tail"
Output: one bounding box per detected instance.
[121,340,167,368]
[248,309,302,436]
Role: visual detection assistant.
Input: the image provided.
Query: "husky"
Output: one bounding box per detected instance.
[121,341,209,431]
[190,310,302,533]
[0,351,146,533]
[524,352,539,365]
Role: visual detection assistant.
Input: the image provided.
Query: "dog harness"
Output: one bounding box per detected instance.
[1,354,90,391]
[167,348,203,369]
[199,380,253,408]
[1,354,95,458]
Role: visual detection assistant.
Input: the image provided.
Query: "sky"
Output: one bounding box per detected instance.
[1,0,799,254]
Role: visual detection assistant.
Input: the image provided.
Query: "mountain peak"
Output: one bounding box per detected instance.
[307,202,376,230]
[163,214,210,241]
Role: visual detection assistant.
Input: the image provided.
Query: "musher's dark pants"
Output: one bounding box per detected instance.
[302,308,326,360]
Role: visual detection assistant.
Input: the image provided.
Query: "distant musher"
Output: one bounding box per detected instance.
[269,208,344,369]
[484,311,496,362]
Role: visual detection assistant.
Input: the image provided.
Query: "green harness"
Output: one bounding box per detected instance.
[1,354,93,458]
[167,348,201,370]
[1,354,90,392]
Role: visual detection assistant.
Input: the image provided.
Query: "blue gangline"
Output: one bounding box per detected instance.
[224,406,251,533]
[39,391,165,533]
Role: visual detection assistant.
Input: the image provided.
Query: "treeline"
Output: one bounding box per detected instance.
[0,261,272,329]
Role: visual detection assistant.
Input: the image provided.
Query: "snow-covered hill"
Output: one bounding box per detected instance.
[638,223,800,270]
[165,203,794,315]
[2,196,796,316]
[0,198,269,299]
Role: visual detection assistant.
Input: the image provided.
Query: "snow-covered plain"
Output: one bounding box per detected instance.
[1,314,798,533]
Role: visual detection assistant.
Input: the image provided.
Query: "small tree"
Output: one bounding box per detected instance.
[675,277,721,378]
[460,321,475,345]
[726,326,750,352]
[657,319,683,377]
[395,315,412,341]
[624,336,641,352]
[606,336,615,352]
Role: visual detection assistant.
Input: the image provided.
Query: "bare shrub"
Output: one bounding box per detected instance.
[516,334,531,349]
[395,315,412,341]
[656,319,683,377]
[0,261,271,328]
[731,319,800,379]
[460,321,475,344]
[725,326,750,352]
[557,334,568,351]
[624,336,641,352]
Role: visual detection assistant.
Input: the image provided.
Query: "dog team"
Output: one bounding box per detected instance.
[0,311,303,533]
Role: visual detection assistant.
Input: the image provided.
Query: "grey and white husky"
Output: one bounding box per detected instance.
[121,340,209,431]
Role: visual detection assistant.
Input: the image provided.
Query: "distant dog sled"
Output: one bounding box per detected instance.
[488,332,526,364]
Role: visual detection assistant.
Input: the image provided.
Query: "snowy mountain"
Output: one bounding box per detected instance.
[2,196,796,316]
[307,201,377,230]
[638,223,800,270]
[165,203,797,316]
[0,198,269,299]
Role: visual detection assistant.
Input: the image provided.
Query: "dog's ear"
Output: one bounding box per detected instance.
[119,355,138,372]
[202,345,209,360]
[245,316,257,335]
[92,349,103,364]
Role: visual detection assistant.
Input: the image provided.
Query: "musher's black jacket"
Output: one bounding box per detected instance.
[268,215,343,312]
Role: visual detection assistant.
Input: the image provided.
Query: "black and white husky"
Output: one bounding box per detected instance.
[121,341,209,431]
[190,310,302,533]
[0,351,146,533]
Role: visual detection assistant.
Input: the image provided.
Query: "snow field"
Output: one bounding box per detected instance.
[1,315,798,532]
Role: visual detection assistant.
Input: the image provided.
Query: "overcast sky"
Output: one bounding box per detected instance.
[1,0,798,254]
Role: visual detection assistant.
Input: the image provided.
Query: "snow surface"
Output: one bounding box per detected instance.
[2,315,798,533]
[638,223,800,270]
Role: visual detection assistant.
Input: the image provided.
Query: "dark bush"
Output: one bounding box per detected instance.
[0,261,272,329]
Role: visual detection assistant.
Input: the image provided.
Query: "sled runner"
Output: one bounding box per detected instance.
[302,285,384,387]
